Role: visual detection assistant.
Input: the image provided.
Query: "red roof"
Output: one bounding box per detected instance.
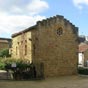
[79,43,88,52]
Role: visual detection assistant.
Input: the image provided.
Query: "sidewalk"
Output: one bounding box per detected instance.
[0,75,88,88]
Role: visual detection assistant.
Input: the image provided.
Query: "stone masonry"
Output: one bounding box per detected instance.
[12,15,78,78]
[0,38,11,51]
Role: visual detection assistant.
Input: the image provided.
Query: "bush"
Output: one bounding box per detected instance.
[0,58,31,70]
[0,58,36,80]
[78,67,88,75]
[4,58,30,68]
[0,58,5,70]
[0,49,11,57]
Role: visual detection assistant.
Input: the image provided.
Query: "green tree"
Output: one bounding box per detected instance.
[0,49,11,57]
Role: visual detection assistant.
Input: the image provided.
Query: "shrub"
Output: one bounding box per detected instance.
[0,58,5,70]
[78,67,88,75]
[3,58,31,71]
[0,49,11,58]
[0,58,31,70]
[0,58,35,80]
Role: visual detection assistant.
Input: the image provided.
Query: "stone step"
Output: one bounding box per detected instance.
[0,70,11,80]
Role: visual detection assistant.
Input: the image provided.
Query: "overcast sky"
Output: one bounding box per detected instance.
[0,0,88,38]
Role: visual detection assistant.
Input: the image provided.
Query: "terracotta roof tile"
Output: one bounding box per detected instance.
[79,43,88,52]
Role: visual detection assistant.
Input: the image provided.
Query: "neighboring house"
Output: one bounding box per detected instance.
[78,43,88,67]
[0,38,12,51]
[78,35,88,44]
[12,15,78,78]
[78,35,85,43]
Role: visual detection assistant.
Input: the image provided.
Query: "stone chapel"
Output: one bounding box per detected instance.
[12,15,78,77]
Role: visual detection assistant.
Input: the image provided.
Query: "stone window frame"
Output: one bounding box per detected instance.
[57,27,63,36]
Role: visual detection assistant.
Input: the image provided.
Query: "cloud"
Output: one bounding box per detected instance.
[11,6,23,14]
[0,12,46,36]
[27,0,49,15]
[0,0,49,37]
[73,0,88,9]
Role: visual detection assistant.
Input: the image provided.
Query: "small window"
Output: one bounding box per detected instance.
[57,27,63,36]
[16,46,18,55]
[25,45,27,55]
[18,42,19,45]
[33,44,36,55]
[25,40,27,43]
[35,37,38,40]
[29,38,32,41]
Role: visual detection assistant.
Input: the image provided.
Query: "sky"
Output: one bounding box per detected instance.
[0,0,88,38]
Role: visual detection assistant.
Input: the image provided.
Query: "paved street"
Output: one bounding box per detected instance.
[0,75,88,88]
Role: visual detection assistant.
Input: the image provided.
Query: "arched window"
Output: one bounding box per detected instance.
[57,27,63,36]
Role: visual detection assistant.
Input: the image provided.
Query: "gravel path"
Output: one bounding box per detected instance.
[0,75,88,88]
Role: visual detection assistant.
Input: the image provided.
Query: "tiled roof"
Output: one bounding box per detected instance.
[0,38,11,40]
[79,43,88,52]
[0,40,8,43]
[12,25,36,38]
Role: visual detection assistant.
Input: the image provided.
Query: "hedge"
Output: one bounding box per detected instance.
[78,67,88,75]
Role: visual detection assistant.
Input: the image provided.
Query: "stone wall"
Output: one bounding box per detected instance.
[32,15,78,77]
[12,31,33,62]
[0,42,9,50]
[12,15,78,77]
[0,38,11,50]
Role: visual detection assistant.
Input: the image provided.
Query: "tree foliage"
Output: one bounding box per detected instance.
[0,49,11,57]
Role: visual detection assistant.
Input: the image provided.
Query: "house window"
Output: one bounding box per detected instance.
[18,42,19,45]
[35,37,38,41]
[16,46,18,55]
[25,45,27,55]
[21,41,23,45]
[29,38,32,41]
[57,27,63,36]
[25,40,27,43]
[33,44,36,55]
